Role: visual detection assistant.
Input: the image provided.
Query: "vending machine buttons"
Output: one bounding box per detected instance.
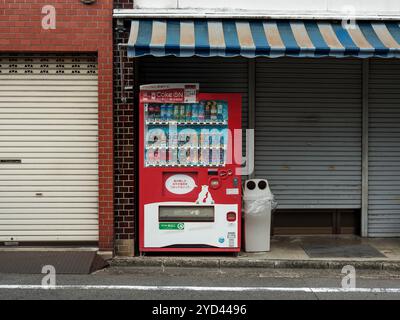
[226,212,237,222]
[209,177,221,190]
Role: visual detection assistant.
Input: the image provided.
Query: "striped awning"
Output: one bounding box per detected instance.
[127,19,400,58]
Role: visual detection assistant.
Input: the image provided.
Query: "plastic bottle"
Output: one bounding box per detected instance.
[164,104,169,121]
[170,148,178,165]
[191,104,198,122]
[152,105,159,121]
[180,105,185,122]
[170,104,175,120]
[185,104,192,122]
[198,102,205,122]
[205,102,210,122]
[217,103,224,122]
[166,104,170,121]
[222,103,228,122]
[154,149,159,165]
[159,148,167,165]
[210,102,217,121]
[160,104,166,121]
[173,104,180,121]
[146,104,152,121]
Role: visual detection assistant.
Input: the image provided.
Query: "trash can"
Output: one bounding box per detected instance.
[243,179,275,252]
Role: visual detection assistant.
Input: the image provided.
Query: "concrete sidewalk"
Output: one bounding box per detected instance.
[111,236,400,271]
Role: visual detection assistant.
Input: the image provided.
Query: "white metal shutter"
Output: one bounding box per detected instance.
[368,59,400,236]
[0,54,99,242]
[255,58,362,209]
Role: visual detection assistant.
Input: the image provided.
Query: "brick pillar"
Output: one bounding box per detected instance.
[113,17,136,256]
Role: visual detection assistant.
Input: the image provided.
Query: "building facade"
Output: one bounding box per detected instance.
[113,0,400,256]
[1,0,399,257]
[0,0,114,252]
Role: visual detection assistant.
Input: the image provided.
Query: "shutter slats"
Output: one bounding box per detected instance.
[255,58,362,209]
[0,54,98,242]
[368,59,400,237]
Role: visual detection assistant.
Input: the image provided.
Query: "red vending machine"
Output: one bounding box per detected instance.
[139,84,242,252]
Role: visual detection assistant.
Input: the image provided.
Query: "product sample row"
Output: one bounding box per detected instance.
[145,100,228,123]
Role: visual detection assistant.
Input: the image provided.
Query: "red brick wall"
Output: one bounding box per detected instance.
[0,0,114,252]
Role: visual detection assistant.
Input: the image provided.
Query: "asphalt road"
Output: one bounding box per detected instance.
[0,266,400,300]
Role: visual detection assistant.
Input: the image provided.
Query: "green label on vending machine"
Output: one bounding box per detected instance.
[159,222,185,230]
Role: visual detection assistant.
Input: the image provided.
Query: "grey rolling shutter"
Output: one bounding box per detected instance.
[255,58,362,209]
[0,54,99,242]
[368,59,400,236]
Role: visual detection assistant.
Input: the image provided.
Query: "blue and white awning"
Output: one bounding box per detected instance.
[127,19,400,58]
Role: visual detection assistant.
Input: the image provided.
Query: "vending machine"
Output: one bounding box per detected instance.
[139,84,242,252]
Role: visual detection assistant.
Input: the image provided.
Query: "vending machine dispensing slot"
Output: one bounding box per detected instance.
[159,206,215,223]
[139,84,242,252]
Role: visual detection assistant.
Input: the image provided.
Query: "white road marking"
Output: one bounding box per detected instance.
[0,285,399,293]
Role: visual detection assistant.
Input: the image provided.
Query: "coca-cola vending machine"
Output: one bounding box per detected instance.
[139,84,242,252]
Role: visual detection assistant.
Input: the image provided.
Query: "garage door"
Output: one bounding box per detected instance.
[255,58,363,209]
[368,59,400,236]
[0,54,99,242]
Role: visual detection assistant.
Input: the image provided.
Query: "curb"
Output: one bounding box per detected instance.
[110,257,400,271]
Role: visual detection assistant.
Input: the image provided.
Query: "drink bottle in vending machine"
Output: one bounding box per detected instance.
[139,84,242,253]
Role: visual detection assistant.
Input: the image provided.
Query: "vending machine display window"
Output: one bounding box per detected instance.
[144,100,229,167]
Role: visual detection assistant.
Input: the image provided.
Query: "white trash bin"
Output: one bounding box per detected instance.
[243,179,275,252]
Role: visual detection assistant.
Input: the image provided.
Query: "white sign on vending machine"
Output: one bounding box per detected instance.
[165,174,197,195]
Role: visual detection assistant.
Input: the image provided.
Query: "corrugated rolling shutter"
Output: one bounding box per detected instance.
[0,54,99,242]
[139,57,249,149]
[369,59,400,236]
[255,58,362,209]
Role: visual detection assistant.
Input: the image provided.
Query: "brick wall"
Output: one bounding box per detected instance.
[114,0,134,9]
[0,0,114,252]
[113,16,136,256]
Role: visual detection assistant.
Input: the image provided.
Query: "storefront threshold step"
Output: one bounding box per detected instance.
[110,257,400,271]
